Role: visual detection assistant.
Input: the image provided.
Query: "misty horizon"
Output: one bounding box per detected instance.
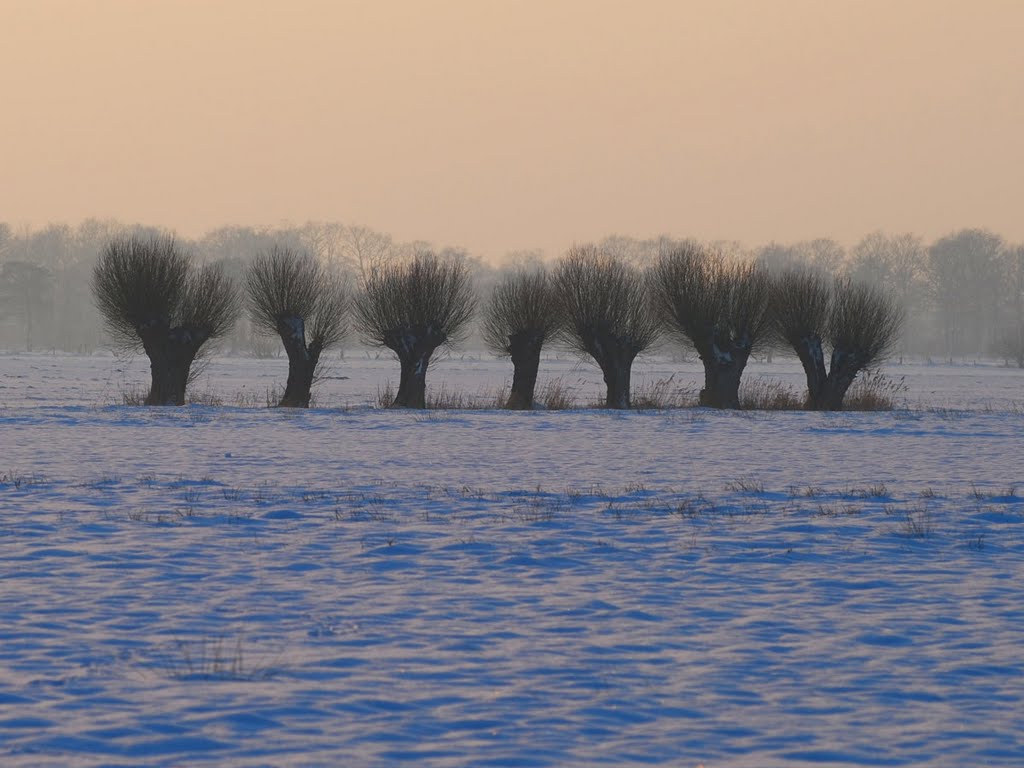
[1,217,1022,370]
[3,1,1024,260]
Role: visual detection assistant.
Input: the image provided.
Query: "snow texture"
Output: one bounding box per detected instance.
[1,352,1022,766]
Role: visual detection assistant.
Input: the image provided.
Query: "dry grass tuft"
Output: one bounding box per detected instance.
[537,377,575,410]
[631,375,699,410]
[739,378,803,411]
[844,370,907,411]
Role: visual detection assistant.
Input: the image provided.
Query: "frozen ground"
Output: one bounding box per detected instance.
[2,348,1024,411]
[1,352,1022,766]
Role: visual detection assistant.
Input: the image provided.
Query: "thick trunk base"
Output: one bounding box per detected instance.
[810,378,855,411]
[698,360,746,409]
[393,356,430,408]
[506,339,543,410]
[795,335,829,410]
[142,332,202,406]
[807,348,860,411]
[385,326,444,409]
[146,362,192,406]
[277,336,320,408]
[601,362,633,409]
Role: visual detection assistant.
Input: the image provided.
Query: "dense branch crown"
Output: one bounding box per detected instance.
[92,234,238,348]
[354,251,476,349]
[771,269,903,365]
[552,245,658,357]
[246,245,347,351]
[482,267,560,356]
[828,279,904,366]
[650,242,773,358]
[770,267,832,348]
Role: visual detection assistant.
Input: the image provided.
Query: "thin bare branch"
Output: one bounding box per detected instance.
[482,267,560,356]
[829,279,904,367]
[246,246,347,352]
[552,245,659,359]
[354,251,476,349]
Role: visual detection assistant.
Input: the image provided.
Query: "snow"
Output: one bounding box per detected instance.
[1,352,1022,766]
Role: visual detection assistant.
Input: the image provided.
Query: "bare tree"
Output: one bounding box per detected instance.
[993,244,1024,368]
[928,228,1004,358]
[354,252,476,408]
[650,243,772,408]
[0,261,54,350]
[755,238,844,275]
[92,235,239,405]
[483,267,561,409]
[246,246,347,407]
[770,268,833,406]
[773,270,904,410]
[552,246,658,408]
[848,232,928,359]
[994,324,1024,368]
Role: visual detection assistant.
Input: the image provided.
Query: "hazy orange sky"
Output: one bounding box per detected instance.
[2,0,1022,260]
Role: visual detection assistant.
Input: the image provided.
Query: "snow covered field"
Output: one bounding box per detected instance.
[2,352,1022,766]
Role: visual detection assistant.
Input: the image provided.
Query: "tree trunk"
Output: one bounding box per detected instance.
[277,316,320,408]
[811,347,861,411]
[385,325,445,409]
[601,359,633,409]
[793,334,828,408]
[698,361,744,408]
[506,332,543,410]
[138,325,207,406]
[586,332,637,409]
[24,297,33,352]
[141,328,202,406]
[698,341,750,409]
[394,350,433,408]
[279,344,320,407]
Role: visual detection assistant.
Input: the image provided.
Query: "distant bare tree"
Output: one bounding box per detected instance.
[0,260,54,350]
[92,235,239,405]
[770,268,833,406]
[928,228,1004,358]
[355,252,476,408]
[994,324,1024,368]
[552,246,658,408]
[848,232,928,359]
[650,243,773,408]
[994,244,1024,368]
[483,267,561,409]
[246,246,347,407]
[773,270,904,409]
[343,225,396,283]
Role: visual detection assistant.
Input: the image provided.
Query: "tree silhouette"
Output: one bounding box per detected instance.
[482,267,561,409]
[552,246,658,409]
[92,235,238,405]
[773,269,904,410]
[354,252,475,408]
[246,246,347,407]
[650,243,772,408]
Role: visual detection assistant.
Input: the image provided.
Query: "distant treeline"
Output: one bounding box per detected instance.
[0,220,1022,366]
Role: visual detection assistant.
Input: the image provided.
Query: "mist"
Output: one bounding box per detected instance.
[1,218,1022,367]
[3,2,1024,258]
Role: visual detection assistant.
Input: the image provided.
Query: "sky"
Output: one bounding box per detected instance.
[2,0,1023,260]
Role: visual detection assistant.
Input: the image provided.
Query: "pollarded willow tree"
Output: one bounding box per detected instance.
[355,252,476,408]
[92,235,239,405]
[552,246,659,409]
[772,269,904,410]
[650,242,773,409]
[246,246,348,408]
[482,267,561,409]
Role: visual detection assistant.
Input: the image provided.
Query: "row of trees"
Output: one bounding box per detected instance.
[2,220,1021,363]
[91,235,901,411]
